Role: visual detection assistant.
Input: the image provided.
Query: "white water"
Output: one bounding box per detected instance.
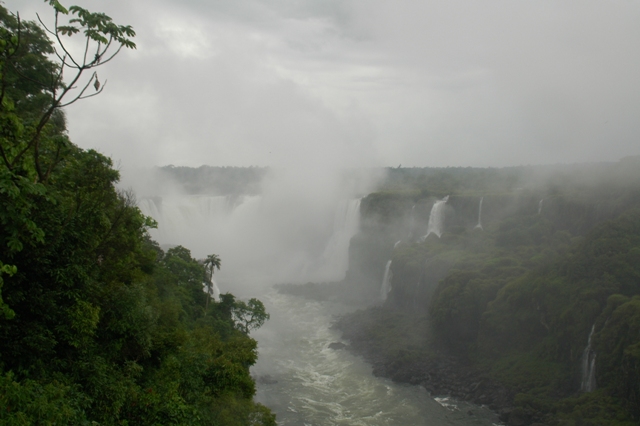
[251,290,503,426]
[408,205,416,240]
[474,197,484,230]
[580,324,597,392]
[538,199,544,215]
[317,199,362,282]
[380,260,393,301]
[139,195,361,284]
[208,277,221,301]
[422,196,449,240]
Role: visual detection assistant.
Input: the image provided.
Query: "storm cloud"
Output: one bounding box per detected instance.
[8,0,640,168]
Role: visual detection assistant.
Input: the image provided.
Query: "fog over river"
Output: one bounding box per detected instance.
[133,168,502,425]
[250,289,501,426]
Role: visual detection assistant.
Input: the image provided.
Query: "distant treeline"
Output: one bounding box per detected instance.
[377,158,640,196]
[158,165,269,195]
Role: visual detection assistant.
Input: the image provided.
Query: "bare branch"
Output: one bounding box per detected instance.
[60,77,107,108]
[35,13,56,36]
[48,44,77,70]
[51,10,81,69]
[81,28,91,66]
[59,71,96,102]
[91,44,123,67]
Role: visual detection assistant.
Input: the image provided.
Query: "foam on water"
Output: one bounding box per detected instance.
[251,289,503,425]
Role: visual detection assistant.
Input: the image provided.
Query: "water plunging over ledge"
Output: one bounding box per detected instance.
[581,324,597,392]
[422,196,449,240]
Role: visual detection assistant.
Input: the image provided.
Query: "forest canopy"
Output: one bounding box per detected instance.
[0,3,273,424]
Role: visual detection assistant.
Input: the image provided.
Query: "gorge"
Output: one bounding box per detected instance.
[131,160,640,425]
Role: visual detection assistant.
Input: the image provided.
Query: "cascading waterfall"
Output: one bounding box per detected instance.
[474,197,484,230]
[380,260,393,301]
[538,199,544,215]
[421,196,449,240]
[318,198,362,282]
[380,241,401,301]
[580,324,597,392]
[408,205,416,240]
[138,194,359,284]
[138,195,235,245]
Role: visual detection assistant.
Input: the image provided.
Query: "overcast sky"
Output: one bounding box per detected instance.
[6,0,640,168]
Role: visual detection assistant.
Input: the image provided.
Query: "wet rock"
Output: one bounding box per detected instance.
[334,315,516,424]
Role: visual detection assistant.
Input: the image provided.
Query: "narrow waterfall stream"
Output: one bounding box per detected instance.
[380,260,393,301]
[580,324,597,392]
[474,197,484,230]
[251,290,503,426]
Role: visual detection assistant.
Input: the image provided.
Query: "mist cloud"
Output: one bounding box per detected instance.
[6,0,640,168]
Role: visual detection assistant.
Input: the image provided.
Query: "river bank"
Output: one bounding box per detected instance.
[333,307,529,426]
[251,288,504,425]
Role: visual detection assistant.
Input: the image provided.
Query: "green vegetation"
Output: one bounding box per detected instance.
[341,165,640,425]
[0,3,273,424]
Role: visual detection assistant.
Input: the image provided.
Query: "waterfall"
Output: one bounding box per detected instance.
[474,197,484,230]
[318,198,362,281]
[408,205,416,240]
[138,195,235,245]
[138,194,361,284]
[580,324,597,392]
[538,199,544,215]
[380,260,393,301]
[421,196,449,240]
[203,276,221,301]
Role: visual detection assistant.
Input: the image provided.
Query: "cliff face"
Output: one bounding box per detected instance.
[338,162,640,425]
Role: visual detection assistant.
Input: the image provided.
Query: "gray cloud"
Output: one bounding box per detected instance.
[5,0,640,168]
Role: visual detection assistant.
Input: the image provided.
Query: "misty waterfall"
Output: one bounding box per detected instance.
[474,197,484,230]
[422,195,449,240]
[581,324,597,393]
[138,195,361,284]
[380,260,393,301]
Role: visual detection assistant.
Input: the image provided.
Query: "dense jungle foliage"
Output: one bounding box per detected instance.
[342,163,640,425]
[0,3,273,424]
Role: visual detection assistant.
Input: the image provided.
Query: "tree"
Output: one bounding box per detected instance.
[0,1,135,182]
[203,253,221,310]
[232,298,270,334]
[0,3,276,424]
[0,1,135,319]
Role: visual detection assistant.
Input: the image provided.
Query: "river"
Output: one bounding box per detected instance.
[250,289,503,426]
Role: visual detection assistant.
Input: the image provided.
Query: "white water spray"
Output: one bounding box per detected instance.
[422,196,449,240]
[139,195,362,285]
[474,197,484,230]
[538,199,544,215]
[580,324,597,392]
[380,260,393,301]
[317,198,362,282]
